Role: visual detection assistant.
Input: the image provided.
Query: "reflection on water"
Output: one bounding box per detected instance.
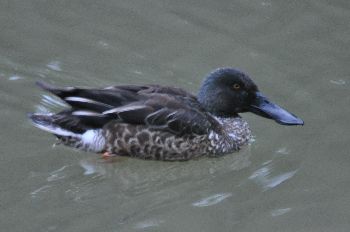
[76,148,252,192]
[1,0,350,231]
[249,166,297,191]
[80,160,107,176]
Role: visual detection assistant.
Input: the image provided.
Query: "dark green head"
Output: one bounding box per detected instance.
[198,68,303,125]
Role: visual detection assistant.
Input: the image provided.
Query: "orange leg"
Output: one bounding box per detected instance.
[99,151,125,163]
[101,151,114,160]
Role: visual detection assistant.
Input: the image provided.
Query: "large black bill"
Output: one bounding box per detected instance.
[248,92,304,126]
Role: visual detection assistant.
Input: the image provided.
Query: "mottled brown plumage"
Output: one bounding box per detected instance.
[29,68,303,161]
[101,117,251,161]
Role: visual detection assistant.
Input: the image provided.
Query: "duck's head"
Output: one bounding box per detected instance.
[198,68,304,125]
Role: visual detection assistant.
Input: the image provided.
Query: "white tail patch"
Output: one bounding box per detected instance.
[81,129,105,152]
[81,130,96,143]
[29,113,105,152]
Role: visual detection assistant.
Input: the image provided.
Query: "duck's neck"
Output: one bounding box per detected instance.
[197,94,237,118]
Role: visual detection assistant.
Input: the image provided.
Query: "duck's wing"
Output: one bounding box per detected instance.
[36,82,215,135]
[36,81,142,112]
[103,94,214,135]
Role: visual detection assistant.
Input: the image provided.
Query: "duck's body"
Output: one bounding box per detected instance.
[29,68,303,161]
[102,116,251,160]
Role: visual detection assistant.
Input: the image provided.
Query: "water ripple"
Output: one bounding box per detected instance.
[192,193,232,207]
[330,79,346,85]
[134,219,164,229]
[30,185,52,198]
[8,75,23,81]
[270,208,291,217]
[276,147,290,155]
[46,61,62,72]
[47,165,68,182]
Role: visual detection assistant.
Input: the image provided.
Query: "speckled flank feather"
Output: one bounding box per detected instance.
[102,117,251,161]
[31,113,251,160]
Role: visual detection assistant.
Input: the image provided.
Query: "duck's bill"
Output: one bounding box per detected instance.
[248,92,304,126]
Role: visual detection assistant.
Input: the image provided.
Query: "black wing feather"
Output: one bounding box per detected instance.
[36,81,215,135]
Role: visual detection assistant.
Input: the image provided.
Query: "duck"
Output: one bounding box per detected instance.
[29,68,303,161]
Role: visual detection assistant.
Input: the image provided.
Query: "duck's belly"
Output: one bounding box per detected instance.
[103,122,212,161]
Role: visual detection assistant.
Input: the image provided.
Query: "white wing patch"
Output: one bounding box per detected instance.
[65,97,113,108]
[103,105,146,115]
[31,121,79,138]
[72,111,103,116]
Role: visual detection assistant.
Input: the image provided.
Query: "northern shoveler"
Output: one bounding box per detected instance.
[29,68,303,161]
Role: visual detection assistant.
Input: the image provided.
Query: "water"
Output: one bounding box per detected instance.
[1,0,350,231]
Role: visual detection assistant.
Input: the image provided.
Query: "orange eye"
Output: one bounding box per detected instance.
[233,83,240,90]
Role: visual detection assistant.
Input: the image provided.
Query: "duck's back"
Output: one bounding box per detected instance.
[33,82,215,133]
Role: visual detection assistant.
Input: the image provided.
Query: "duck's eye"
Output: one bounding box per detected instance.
[233,83,241,90]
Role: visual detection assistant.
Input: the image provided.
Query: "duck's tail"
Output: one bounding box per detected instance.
[28,113,106,152]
